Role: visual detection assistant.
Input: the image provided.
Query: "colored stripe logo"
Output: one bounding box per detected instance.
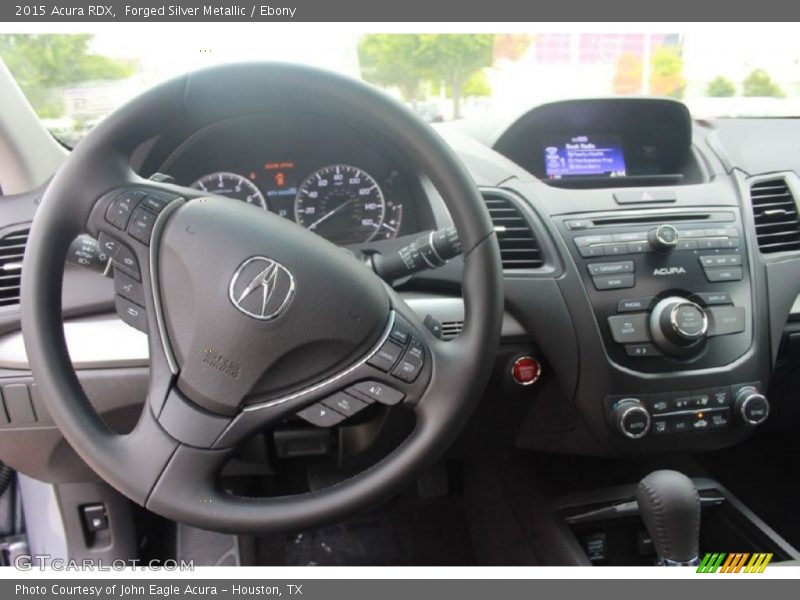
[697,552,772,573]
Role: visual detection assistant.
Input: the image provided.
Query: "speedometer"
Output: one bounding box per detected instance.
[294,165,386,245]
[191,172,267,210]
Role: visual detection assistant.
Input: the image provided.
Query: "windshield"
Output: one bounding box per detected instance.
[2,30,799,146]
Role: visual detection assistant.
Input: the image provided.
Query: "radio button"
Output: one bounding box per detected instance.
[578,245,605,258]
[587,261,634,276]
[575,234,613,246]
[608,313,651,343]
[699,255,742,267]
[704,267,743,282]
[677,228,706,238]
[613,232,647,242]
[593,274,635,290]
[602,244,627,256]
[627,242,649,254]
[676,240,699,250]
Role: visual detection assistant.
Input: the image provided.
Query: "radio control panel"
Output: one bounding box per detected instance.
[558,210,753,373]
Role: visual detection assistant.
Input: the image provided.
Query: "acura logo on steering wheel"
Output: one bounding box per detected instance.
[229,256,296,320]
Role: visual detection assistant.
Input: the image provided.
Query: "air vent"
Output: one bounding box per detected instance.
[441,320,464,341]
[483,192,544,269]
[749,178,800,253]
[0,228,29,307]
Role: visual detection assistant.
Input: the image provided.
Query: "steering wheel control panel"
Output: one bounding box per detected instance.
[559,210,752,373]
[605,382,769,440]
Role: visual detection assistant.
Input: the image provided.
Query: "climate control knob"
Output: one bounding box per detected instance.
[611,398,651,439]
[648,224,679,253]
[734,387,770,426]
[650,297,708,356]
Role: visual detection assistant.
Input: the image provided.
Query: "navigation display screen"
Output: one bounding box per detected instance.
[543,134,627,178]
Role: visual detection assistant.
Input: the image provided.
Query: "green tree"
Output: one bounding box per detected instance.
[0,34,136,118]
[417,34,494,119]
[743,68,785,98]
[358,34,426,106]
[650,47,686,99]
[707,76,736,97]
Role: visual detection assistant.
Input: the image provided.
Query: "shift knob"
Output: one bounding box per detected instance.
[636,470,701,565]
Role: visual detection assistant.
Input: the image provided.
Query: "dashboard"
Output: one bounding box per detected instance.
[6,92,800,486]
[153,113,432,247]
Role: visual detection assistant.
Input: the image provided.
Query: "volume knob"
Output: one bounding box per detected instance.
[648,224,679,253]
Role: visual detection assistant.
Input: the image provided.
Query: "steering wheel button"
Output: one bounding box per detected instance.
[112,243,140,280]
[105,191,143,230]
[392,358,422,383]
[296,403,346,428]
[322,392,367,417]
[97,232,121,257]
[389,325,410,345]
[367,340,404,372]
[128,207,157,245]
[114,271,146,306]
[349,381,405,405]
[141,194,170,213]
[115,295,147,332]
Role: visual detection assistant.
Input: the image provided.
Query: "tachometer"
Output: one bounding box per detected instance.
[191,172,267,210]
[294,165,387,244]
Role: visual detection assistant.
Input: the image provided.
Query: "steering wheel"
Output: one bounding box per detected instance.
[20,63,503,533]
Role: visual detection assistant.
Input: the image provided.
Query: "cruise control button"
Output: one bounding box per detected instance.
[349,381,405,405]
[707,306,746,336]
[114,271,146,306]
[593,274,635,291]
[392,351,424,383]
[704,266,743,282]
[297,403,346,427]
[128,207,157,244]
[587,261,634,276]
[115,295,147,332]
[367,340,404,371]
[607,313,651,343]
[322,392,368,417]
[105,191,143,230]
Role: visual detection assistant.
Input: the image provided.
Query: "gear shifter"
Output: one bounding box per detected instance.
[636,470,701,566]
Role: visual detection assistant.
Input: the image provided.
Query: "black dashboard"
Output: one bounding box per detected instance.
[4,94,800,484]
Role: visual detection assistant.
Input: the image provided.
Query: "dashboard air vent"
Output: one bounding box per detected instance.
[0,228,29,307]
[750,178,800,253]
[482,193,544,269]
[441,320,464,341]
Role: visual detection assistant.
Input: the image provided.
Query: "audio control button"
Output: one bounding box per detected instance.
[608,314,651,343]
[587,261,634,276]
[707,306,746,336]
[618,297,655,312]
[699,255,742,267]
[593,274,635,290]
[704,267,743,282]
[695,292,733,306]
[625,343,662,357]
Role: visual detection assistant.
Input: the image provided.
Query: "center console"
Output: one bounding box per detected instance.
[556,207,769,445]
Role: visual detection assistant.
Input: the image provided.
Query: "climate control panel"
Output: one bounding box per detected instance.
[606,383,769,440]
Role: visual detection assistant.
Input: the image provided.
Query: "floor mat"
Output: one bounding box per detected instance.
[254,493,478,566]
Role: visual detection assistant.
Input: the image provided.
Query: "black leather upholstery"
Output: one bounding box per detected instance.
[636,470,701,564]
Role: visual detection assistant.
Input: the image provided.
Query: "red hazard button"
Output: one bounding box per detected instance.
[511,356,541,386]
